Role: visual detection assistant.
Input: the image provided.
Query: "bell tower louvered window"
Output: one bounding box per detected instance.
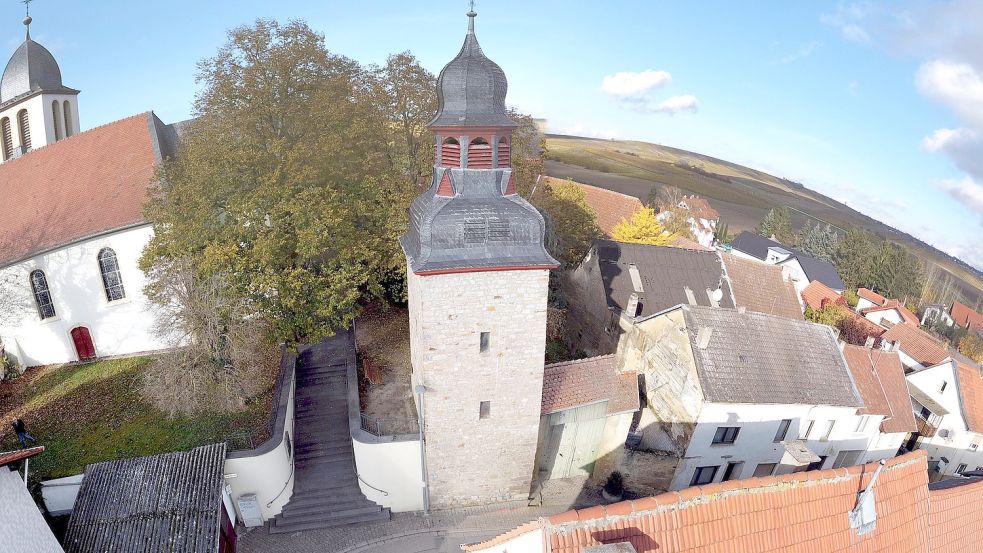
[468,137,492,168]
[497,136,510,167]
[98,248,126,302]
[63,101,74,138]
[30,270,56,320]
[17,109,31,151]
[440,137,460,167]
[1,118,12,160]
[52,100,62,141]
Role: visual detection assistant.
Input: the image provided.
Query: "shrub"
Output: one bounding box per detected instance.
[604,471,625,496]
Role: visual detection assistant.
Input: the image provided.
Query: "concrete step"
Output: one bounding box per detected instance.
[284,491,371,512]
[294,442,352,454]
[270,508,390,534]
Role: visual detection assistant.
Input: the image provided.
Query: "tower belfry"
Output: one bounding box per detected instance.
[400,7,557,507]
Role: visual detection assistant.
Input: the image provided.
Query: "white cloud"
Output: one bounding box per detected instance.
[820,3,872,43]
[935,176,983,225]
[553,123,618,140]
[773,41,823,65]
[916,60,983,128]
[600,70,672,97]
[647,95,700,115]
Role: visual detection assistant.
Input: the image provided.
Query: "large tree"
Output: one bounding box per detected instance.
[611,208,677,246]
[755,206,794,244]
[800,223,839,263]
[141,20,420,344]
[533,179,600,266]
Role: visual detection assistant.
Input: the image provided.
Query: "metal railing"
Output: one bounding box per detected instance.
[359,413,419,437]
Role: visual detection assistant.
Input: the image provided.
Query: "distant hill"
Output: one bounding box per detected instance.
[544,134,983,307]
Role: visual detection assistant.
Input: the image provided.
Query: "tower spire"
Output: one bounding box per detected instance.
[467,0,476,33]
[23,0,33,39]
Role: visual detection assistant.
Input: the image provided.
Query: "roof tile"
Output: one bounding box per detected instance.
[721,253,803,320]
[549,177,644,237]
[842,345,918,433]
[542,355,639,414]
[881,324,950,367]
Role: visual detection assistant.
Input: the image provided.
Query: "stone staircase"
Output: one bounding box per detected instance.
[270,332,390,533]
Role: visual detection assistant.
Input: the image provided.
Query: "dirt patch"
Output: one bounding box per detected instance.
[355,304,417,434]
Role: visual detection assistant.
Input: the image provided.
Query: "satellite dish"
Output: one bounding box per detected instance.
[711,288,724,303]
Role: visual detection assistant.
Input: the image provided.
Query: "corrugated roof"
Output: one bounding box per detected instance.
[595,240,735,318]
[681,305,862,407]
[720,253,803,320]
[882,323,950,367]
[542,355,639,415]
[64,443,226,553]
[842,345,917,433]
[731,231,845,290]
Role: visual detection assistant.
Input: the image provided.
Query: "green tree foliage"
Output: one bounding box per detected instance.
[841,289,859,308]
[834,227,877,289]
[611,208,677,246]
[714,220,732,245]
[834,227,922,302]
[803,304,846,326]
[659,207,696,240]
[755,206,794,244]
[508,109,545,197]
[533,179,601,266]
[800,223,839,263]
[141,20,422,345]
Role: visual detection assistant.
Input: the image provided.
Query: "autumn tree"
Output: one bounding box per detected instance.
[533,179,601,266]
[611,208,677,246]
[508,109,546,197]
[959,333,983,363]
[658,207,696,240]
[755,206,794,244]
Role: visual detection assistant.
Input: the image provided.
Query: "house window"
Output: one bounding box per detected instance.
[774,419,792,442]
[0,117,11,159]
[752,463,776,477]
[956,463,967,474]
[98,248,126,301]
[467,137,492,168]
[711,426,740,445]
[722,461,743,481]
[690,465,718,486]
[30,270,56,320]
[820,420,835,441]
[801,420,815,440]
[17,109,31,150]
[497,136,510,167]
[939,381,947,393]
[479,331,490,353]
[479,401,491,420]
[439,137,460,167]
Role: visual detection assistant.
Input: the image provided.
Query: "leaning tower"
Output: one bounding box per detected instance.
[399,8,557,508]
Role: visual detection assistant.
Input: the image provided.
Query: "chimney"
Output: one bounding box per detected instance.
[864,336,876,349]
[684,287,697,306]
[625,293,640,318]
[696,327,713,349]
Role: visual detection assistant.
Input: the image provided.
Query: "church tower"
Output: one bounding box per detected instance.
[0,14,80,162]
[400,8,558,507]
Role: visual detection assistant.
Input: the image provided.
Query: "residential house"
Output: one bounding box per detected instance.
[854,288,920,328]
[729,231,846,299]
[719,252,803,320]
[657,194,719,247]
[800,280,847,311]
[800,281,886,346]
[906,359,983,481]
[64,444,234,553]
[841,344,918,461]
[0,446,63,553]
[463,451,981,553]
[922,303,954,328]
[857,287,888,311]
[882,322,951,372]
[617,305,879,491]
[950,301,983,334]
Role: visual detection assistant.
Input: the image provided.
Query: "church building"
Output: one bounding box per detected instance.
[400,8,558,508]
[0,15,178,367]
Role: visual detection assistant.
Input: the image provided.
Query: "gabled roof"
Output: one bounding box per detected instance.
[720,253,803,320]
[951,301,983,332]
[955,361,983,434]
[681,305,862,407]
[731,231,845,290]
[0,111,180,268]
[800,280,845,311]
[842,345,917,433]
[678,195,719,221]
[858,287,887,306]
[882,323,950,367]
[542,355,639,415]
[862,299,920,326]
[64,443,226,553]
[594,240,735,318]
[466,452,934,553]
[552,177,643,237]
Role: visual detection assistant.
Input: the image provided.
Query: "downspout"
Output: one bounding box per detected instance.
[416,384,430,515]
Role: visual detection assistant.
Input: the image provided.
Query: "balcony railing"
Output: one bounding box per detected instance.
[359,413,419,437]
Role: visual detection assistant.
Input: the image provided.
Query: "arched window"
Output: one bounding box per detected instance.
[468,137,492,169]
[497,136,511,168]
[17,109,31,151]
[98,248,126,302]
[63,101,73,138]
[51,100,62,141]
[440,137,460,168]
[30,270,56,320]
[0,117,12,160]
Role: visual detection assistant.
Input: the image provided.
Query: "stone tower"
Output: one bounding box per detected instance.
[0,14,80,162]
[400,8,558,508]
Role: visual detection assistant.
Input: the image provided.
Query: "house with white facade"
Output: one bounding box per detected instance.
[881,322,951,373]
[921,303,954,328]
[0,16,178,367]
[729,231,845,300]
[854,287,920,328]
[657,195,719,248]
[615,304,888,490]
[906,358,983,480]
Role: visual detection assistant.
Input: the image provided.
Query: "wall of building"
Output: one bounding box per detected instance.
[352,435,423,512]
[778,259,811,299]
[0,225,168,367]
[587,411,635,485]
[407,267,550,508]
[866,309,902,327]
[0,93,79,158]
[863,431,907,463]
[908,362,983,477]
[856,297,879,312]
[470,527,544,553]
[561,246,621,356]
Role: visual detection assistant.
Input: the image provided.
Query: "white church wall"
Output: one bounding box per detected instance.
[351,435,423,512]
[0,224,168,366]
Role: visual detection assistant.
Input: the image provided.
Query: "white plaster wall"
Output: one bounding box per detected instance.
[778,259,810,299]
[862,432,906,464]
[0,225,168,367]
[224,376,296,522]
[856,298,878,312]
[669,402,877,490]
[468,528,544,553]
[352,437,423,512]
[907,362,983,476]
[865,309,902,327]
[727,249,763,263]
[0,93,78,156]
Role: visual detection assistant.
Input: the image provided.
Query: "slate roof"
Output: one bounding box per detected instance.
[595,240,734,318]
[1,466,64,553]
[428,11,514,128]
[466,452,935,553]
[681,305,862,407]
[951,301,983,332]
[842,345,917,433]
[0,111,180,268]
[0,25,78,106]
[799,280,845,311]
[881,323,950,367]
[541,355,639,415]
[721,253,803,319]
[553,177,643,237]
[731,231,845,290]
[64,443,226,553]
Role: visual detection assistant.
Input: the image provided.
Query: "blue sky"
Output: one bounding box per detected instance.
[10,1,983,270]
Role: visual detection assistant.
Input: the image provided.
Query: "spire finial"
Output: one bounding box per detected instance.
[467,0,476,33]
[22,0,33,39]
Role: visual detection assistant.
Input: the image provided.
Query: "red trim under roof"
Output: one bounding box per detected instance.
[0,446,44,466]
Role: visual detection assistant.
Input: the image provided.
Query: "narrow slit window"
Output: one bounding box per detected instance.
[480,331,490,353]
[774,419,792,442]
[0,117,11,160]
[51,100,62,141]
[63,101,74,137]
[17,109,31,151]
[479,401,491,419]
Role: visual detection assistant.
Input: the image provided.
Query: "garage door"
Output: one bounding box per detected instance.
[537,401,609,480]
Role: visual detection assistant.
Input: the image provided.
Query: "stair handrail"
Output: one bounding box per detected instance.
[353,460,389,497]
[266,448,296,508]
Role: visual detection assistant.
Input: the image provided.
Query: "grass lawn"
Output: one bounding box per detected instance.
[0,356,273,483]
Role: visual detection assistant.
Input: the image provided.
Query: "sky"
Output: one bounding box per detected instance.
[8,1,983,270]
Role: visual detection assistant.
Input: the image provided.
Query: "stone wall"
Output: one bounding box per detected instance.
[408,267,550,508]
[561,248,621,356]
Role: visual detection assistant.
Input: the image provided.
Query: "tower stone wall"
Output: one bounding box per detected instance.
[408,267,549,507]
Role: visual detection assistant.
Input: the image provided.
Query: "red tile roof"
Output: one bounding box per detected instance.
[956,361,983,434]
[842,345,917,433]
[0,112,166,267]
[800,280,846,311]
[929,475,983,553]
[466,452,935,552]
[542,355,639,415]
[861,299,920,326]
[0,446,44,466]
[950,301,983,332]
[679,196,719,221]
[882,323,950,368]
[544,177,644,238]
[721,253,803,320]
[858,288,887,306]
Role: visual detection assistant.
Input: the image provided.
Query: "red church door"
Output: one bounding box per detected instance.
[70,327,96,361]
